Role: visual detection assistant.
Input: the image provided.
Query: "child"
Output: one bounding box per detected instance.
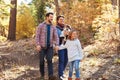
[60,25,71,45]
[59,30,84,80]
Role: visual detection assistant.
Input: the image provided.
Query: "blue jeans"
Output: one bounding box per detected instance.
[39,47,53,77]
[69,60,80,78]
[58,49,68,77]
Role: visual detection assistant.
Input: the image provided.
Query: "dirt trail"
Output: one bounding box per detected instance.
[0,39,120,80]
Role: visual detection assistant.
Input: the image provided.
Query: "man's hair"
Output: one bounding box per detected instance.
[57,15,64,21]
[46,12,53,17]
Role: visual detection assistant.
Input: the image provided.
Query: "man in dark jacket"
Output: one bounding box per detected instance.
[56,15,71,80]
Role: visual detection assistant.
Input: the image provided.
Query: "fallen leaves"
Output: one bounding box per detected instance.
[114,58,120,64]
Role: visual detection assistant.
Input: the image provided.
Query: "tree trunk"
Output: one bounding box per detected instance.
[111,0,117,6]
[117,0,120,53]
[8,0,17,41]
[54,0,60,17]
[118,0,120,35]
[66,0,71,23]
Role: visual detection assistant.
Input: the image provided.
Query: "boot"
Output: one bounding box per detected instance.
[68,77,72,80]
[75,78,80,80]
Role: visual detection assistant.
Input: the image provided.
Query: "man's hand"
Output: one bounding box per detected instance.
[36,45,41,51]
[55,46,59,52]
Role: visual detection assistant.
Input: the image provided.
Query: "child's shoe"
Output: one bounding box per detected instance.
[68,77,72,80]
[75,78,80,80]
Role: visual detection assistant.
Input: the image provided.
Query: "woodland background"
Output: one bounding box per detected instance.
[0,0,120,80]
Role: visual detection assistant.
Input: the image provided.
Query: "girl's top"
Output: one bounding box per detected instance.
[59,39,84,62]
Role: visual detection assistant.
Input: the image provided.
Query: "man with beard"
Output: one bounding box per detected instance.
[35,12,59,80]
[56,15,71,80]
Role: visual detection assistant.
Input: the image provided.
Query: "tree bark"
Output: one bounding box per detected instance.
[66,0,71,23]
[117,0,120,53]
[8,0,17,41]
[54,0,60,17]
[118,0,120,33]
[111,0,117,6]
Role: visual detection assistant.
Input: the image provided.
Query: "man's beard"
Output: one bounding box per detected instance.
[48,19,52,24]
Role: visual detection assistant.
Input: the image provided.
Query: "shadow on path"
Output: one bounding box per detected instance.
[90,54,120,80]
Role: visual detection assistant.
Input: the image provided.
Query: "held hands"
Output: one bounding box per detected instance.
[55,46,59,52]
[36,45,41,51]
[80,60,82,62]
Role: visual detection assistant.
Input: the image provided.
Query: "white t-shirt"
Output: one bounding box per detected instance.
[59,39,84,62]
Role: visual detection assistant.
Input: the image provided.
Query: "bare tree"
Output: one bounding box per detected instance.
[117,0,120,53]
[8,0,17,41]
[111,0,117,6]
[54,0,60,17]
[118,0,120,32]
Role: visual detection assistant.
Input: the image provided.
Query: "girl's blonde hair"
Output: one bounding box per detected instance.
[68,30,78,40]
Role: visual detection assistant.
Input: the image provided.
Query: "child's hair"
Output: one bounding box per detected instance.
[68,30,78,40]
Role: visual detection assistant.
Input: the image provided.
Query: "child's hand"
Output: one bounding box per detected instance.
[36,45,41,51]
[55,46,59,51]
[80,60,83,62]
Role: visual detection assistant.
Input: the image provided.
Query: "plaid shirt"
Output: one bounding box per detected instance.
[35,22,59,47]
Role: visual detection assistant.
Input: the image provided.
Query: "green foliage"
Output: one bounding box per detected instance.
[32,0,46,24]
[37,2,46,22]
[95,0,103,3]
[90,48,105,55]
[60,0,102,44]
[92,3,119,41]
[81,36,87,43]
[16,5,35,39]
[78,0,84,2]
[61,0,66,2]
[0,0,10,17]
[32,0,55,24]
[28,4,37,26]
[0,36,7,42]
[0,0,10,37]
[114,58,120,64]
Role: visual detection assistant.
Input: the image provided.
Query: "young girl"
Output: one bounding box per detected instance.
[59,30,84,80]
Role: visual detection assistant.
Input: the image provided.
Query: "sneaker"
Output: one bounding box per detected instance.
[59,76,64,80]
[62,74,66,78]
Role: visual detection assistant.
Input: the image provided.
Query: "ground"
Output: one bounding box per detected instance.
[0,39,120,80]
